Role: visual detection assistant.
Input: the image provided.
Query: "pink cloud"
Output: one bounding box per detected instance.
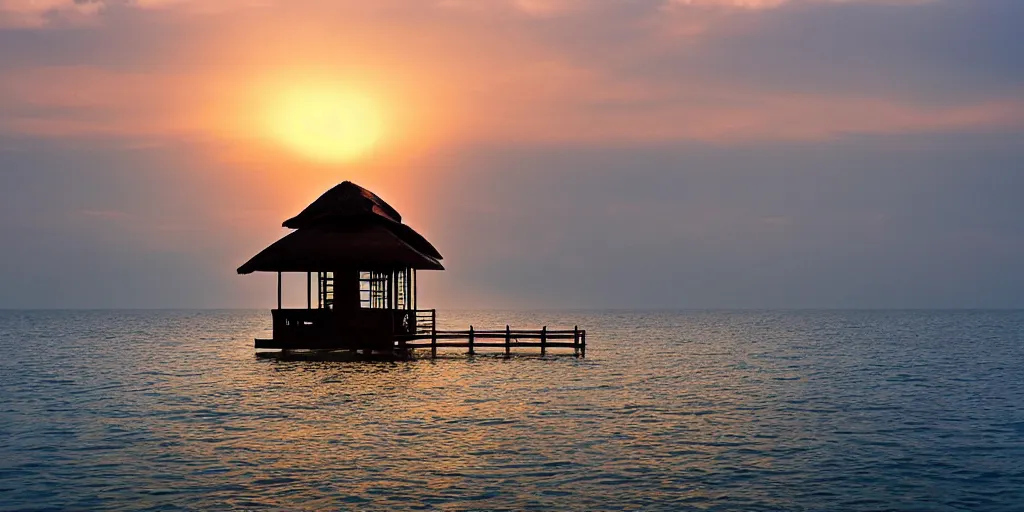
[0,0,1017,149]
[0,0,102,28]
[0,0,936,29]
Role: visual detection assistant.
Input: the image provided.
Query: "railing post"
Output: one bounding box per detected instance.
[398,310,407,354]
[540,326,547,356]
[574,325,579,357]
[430,309,437,358]
[505,325,511,357]
[468,325,475,356]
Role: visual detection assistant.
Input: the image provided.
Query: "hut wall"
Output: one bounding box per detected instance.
[271,308,396,350]
[335,270,361,310]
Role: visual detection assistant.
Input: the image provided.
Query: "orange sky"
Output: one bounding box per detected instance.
[3,0,1020,154]
[2,0,1023,308]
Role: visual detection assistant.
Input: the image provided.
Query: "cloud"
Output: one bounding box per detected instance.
[0,0,273,27]
[438,0,933,16]
[440,57,1024,142]
[0,0,103,27]
[667,0,932,9]
[0,0,1020,151]
[0,0,936,29]
[4,62,1019,148]
[0,65,212,140]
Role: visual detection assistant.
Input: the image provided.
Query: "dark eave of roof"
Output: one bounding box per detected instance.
[237,223,444,274]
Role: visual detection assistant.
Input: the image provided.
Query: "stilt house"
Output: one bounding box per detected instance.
[238,181,443,350]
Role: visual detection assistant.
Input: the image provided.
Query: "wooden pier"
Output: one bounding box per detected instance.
[254,308,587,357]
[397,324,587,357]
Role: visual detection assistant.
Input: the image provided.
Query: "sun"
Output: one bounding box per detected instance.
[267,86,383,163]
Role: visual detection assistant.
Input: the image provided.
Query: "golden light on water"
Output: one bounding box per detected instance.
[265,86,383,163]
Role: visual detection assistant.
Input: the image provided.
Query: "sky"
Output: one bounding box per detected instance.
[0,0,1022,309]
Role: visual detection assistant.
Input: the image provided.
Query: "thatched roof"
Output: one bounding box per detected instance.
[237,181,444,274]
[284,181,402,227]
[237,223,443,274]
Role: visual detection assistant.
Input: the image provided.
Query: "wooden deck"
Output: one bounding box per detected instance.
[254,308,586,357]
[257,323,587,357]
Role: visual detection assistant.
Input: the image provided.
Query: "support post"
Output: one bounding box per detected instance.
[574,325,579,357]
[387,270,394,310]
[540,326,547,356]
[581,330,586,358]
[307,272,312,309]
[505,325,511,357]
[431,310,437,358]
[277,272,282,310]
[468,325,475,356]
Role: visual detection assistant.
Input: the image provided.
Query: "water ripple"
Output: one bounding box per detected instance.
[1,310,1024,510]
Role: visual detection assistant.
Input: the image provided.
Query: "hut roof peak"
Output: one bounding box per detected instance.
[283,181,402,229]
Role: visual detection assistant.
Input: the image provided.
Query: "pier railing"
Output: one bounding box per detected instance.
[411,309,435,336]
[398,325,587,357]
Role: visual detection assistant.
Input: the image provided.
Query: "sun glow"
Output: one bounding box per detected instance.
[266,86,384,163]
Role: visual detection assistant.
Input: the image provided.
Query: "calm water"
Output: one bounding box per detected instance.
[1,310,1023,511]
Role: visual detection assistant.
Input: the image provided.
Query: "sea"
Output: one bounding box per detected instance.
[1,309,1023,511]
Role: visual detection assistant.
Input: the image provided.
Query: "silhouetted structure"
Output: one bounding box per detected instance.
[239,181,585,356]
